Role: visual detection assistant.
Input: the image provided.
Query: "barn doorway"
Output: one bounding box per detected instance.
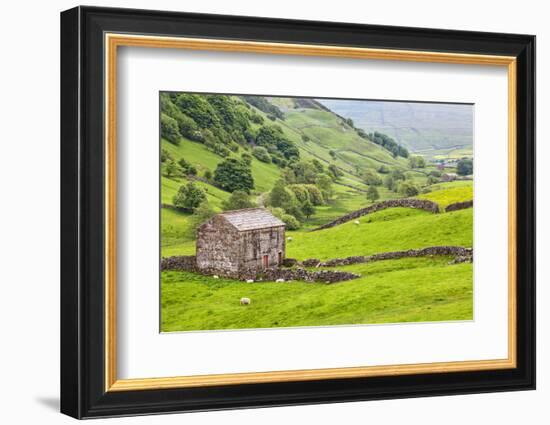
[262,254,269,269]
[278,251,283,266]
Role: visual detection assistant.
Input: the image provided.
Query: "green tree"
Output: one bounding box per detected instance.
[408,155,426,169]
[222,190,256,211]
[366,186,380,203]
[384,175,396,191]
[456,158,473,176]
[328,164,343,180]
[190,201,216,233]
[164,160,181,178]
[315,173,334,201]
[362,169,382,186]
[160,113,181,145]
[172,182,206,212]
[203,169,213,180]
[301,199,315,219]
[160,148,173,163]
[398,181,420,197]
[268,180,296,210]
[252,146,271,163]
[213,158,254,193]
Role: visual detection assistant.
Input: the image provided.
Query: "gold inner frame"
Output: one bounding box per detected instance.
[104,33,518,392]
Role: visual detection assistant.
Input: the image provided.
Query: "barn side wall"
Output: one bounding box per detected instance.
[196,216,241,275]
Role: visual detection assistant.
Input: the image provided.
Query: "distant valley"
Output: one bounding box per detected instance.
[318,99,473,159]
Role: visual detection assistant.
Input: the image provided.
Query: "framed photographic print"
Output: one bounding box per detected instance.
[60,6,535,419]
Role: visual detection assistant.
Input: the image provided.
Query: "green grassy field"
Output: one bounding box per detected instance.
[162,257,472,331]
[159,96,474,332]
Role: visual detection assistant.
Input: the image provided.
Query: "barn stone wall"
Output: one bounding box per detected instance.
[240,227,285,271]
[196,216,242,275]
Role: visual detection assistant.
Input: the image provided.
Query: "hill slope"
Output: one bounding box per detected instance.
[318,99,473,157]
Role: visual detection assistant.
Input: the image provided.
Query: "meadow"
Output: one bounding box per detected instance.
[159,93,474,332]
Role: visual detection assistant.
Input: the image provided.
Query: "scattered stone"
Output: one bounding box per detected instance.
[246,279,254,283]
[275,278,285,283]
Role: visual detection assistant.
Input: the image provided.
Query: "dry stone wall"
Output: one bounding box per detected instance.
[445,200,473,212]
[316,246,473,267]
[312,198,441,231]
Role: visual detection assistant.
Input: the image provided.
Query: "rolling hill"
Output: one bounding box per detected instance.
[317,99,473,158]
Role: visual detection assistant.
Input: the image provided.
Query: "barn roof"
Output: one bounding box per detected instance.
[219,208,285,231]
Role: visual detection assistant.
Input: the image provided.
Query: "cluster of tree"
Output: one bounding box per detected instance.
[363,131,409,159]
[240,96,284,120]
[253,125,300,167]
[281,159,335,201]
[161,151,198,178]
[408,155,426,169]
[383,169,420,197]
[264,159,337,229]
[266,181,314,230]
[160,93,249,156]
[456,158,473,176]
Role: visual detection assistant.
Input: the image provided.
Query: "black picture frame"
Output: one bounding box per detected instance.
[61,5,535,419]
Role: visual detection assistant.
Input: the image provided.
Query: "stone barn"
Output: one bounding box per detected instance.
[196,208,286,278]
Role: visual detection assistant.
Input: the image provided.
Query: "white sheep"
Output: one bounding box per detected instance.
[287,237,293,242]
[354,220,360,225]
[246,279,254,283]
[240,297,251,305]
[276,278,285,283]
[213,275,219,279]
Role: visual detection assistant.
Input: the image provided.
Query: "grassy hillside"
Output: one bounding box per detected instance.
[287,208,472,260]
[318,99,473,157]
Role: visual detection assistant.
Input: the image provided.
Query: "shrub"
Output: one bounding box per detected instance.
[222,190,256,211]
[457,158,473,176]
[252,146,271,163]
[172,182,206,211]
[398,181,420,197]
[281,214,300,230]
[301,199,315,219]
[362,169,382,186]
[160,148,173,163]
[366,186,380,203]
[408,155,426,169]
[378,165,390,174]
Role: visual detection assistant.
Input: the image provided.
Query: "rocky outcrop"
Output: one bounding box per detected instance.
[445,200,473,212]
[313,246,473,267]
[311,198,440,231]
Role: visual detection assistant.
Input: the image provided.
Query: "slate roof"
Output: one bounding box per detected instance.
[220,208,285,232]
